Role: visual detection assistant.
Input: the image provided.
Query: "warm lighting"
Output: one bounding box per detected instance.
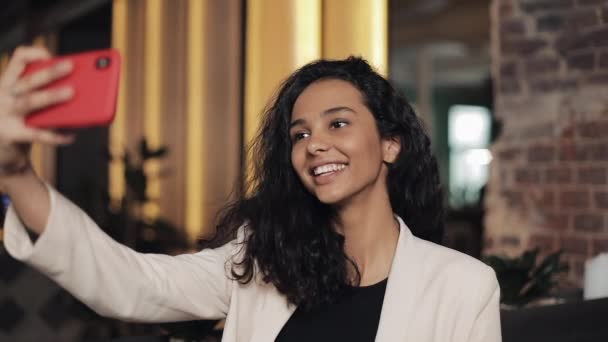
[370,0,388,75]
[110,0,128,208]
[293,0,322,68]
[185,0,206,240]
[143,0,163,219]
[323,0,388,75]
[245,0,323,182]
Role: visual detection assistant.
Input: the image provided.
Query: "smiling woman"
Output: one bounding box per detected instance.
[1,51,500,341]
[224,57,446,306]
[289,80,400,207]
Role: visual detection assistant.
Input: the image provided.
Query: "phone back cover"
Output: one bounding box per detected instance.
[24,49,121,128]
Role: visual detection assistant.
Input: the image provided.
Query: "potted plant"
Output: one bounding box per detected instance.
[484,248,569,308]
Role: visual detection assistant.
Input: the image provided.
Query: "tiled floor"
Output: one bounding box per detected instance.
[0,245,85,341]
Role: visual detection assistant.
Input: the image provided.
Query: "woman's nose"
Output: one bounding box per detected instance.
[306,133,330,155]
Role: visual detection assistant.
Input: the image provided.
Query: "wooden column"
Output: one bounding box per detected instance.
[244,0,321,178]
[322,0,388,75]
[110,0,243,240]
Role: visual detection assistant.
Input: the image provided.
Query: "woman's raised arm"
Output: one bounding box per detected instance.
[1,46,235,322]
[4,185,235,321]
[0,46,75,234]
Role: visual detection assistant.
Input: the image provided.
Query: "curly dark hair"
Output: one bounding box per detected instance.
[213,56,444,311]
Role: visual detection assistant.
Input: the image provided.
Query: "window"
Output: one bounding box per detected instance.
[448,105,492,207]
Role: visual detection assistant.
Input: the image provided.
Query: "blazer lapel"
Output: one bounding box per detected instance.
[249,282,297,342]
[374,217,423,342]
[249,216,420,342]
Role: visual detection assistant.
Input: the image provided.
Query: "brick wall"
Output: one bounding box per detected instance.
[486,0,608,287]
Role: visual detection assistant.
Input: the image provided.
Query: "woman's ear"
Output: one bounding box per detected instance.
[382,136,401,164]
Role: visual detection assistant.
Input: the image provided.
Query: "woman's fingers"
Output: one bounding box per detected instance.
[20,128,75,145]
[12,60,73,96]
[0,46,73,119]
[0,46,75,177]
[12,86,74,116]
[0,115,75,146]
[0,46,52,89]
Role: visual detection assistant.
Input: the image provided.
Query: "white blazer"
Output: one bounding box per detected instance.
[4,185,501,342]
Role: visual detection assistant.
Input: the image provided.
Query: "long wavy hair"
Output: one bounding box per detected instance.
[213,56,444,310]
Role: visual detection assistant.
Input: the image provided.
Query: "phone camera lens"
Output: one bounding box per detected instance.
[96,57,111,69]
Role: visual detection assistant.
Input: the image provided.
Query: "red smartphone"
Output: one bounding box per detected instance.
[23,48,121,129]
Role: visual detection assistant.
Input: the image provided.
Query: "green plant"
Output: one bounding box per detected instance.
[484,248,569,308]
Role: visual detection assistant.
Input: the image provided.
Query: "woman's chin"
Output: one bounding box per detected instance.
[314,189,347,206]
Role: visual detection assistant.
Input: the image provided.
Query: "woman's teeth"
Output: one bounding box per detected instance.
[313,163,346,176]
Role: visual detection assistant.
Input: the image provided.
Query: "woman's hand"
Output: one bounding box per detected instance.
[0,46,75,179]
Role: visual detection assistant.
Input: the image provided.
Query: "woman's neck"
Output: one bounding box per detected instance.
[335,185,400,286]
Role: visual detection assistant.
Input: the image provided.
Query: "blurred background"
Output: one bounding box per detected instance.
[1,0,608,341]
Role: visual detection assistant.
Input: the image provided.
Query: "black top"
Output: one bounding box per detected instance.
[275,278,388,342]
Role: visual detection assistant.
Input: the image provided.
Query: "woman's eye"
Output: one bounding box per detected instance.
[331,120,348,129]
[292,132,309,142]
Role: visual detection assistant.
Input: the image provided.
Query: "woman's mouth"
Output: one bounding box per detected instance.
[311,163,347,185]
[313,163,346,176]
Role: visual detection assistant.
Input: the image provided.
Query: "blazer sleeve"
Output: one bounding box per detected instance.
[3,184,236,323]
[468,268,502,342]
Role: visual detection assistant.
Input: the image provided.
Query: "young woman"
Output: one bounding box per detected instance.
[0,46,501,342]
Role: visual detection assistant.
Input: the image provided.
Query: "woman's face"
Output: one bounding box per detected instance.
[289,79,400,206]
